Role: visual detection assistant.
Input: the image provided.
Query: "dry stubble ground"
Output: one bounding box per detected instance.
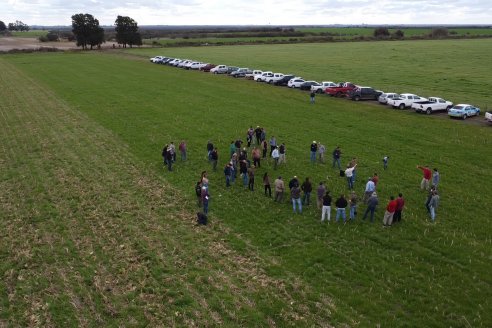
[0,58,346,326]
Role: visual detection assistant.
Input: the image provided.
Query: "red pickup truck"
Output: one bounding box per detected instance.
[325,82,357,97]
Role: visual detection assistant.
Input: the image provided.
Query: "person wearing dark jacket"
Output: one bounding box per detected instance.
[335,194,348,223]
[291,185,302,214]
[301,177,313,205]
[288,176,299,190]
[321,191,332,222]
[210,147,218,171]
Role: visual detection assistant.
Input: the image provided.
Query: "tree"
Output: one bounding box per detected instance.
[374,27,390,39]
[71,13,105,50]
[430,27,449,38]
[0,21,6,32]
[392,29,404,39]
[8,20,29,31]
[114,15,142,48]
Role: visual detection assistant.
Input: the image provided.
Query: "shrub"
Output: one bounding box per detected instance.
[374,27,390,38]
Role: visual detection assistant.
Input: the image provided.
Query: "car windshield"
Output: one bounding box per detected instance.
[453,106,464,110]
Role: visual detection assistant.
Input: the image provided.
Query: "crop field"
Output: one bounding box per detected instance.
[1,39,491,327]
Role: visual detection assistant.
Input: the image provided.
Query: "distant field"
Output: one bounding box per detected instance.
[132,38,492,108]
[1,39,491,326]
[143,36,300,46]
[10,30,49,38]
[297,27,492,37]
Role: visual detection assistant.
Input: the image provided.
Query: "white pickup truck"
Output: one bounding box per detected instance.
[265,73,284,84]
[387,93,428,109]
[311,81,337,93]
[412,97,453,114]
[485,111,492,124]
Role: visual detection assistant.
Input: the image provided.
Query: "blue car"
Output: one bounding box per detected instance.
[448,104,480,120]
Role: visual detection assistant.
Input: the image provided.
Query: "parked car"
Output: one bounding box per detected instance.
[191,62,208,70]
[161,58,174,64]
[448,104,480,120]
[230,68,252,77]
[325,82,357,97]
[150,56,165,63]
[177,60,192,68]
[200,64,216,72]
[387,93,428,109]
[485,111,492,124]
[311,81,337,93]
[412,97,453,114]
[210,65,228,74]
[254,71,273,82]
[273,74,295,86]
[300,81,321,91]
[378,93,400,104]
[265,73,284,84]
[287,78,305,88]
[226,66,240,74]
[347,87,383,101]
[245,70,262,80]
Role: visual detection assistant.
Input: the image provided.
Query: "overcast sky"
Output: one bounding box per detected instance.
[3,0,492,26]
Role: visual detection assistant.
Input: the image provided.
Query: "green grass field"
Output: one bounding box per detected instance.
[297,27,492,37]
[1,39,491,326]
[9,30,50,38]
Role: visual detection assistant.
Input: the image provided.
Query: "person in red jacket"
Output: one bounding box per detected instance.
[393,193,405,223]
[383,196,397,227]
[417,165,432,190]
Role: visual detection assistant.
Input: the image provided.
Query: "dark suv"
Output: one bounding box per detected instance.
[273,75,295,86]
[347,87,382,101]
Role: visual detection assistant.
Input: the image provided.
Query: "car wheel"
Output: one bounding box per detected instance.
[399,103,406,110]
[462,114,467,120]
[354,96,360,101]
[317,89,323,94]
[335,91,342,97]
[426,108,432,115]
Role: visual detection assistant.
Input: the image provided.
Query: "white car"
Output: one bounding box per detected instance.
[190,62,206,70]
[265,73,284,84]
[254,71,273,82]
[412,97,453,114]
[150,56,165,63]
[287,78,305,88]
[210,65,228,74]
[311,81,337,93]
[378,93,400,104]
[246,70,262,80]
[387,93,428,109]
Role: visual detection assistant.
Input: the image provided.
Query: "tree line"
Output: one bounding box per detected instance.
[0,20,29,32]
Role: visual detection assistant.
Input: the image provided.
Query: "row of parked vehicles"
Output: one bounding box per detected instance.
[150,56,487,122]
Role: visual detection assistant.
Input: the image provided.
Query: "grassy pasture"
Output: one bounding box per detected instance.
[297,27,492,37]
[9,30,50,38]
[1,39,492,326]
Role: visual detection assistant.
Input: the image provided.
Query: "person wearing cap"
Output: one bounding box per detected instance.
[363,177,376,204]
[274,176,285,203]
[362,192,379,222]
[310,141,318,163]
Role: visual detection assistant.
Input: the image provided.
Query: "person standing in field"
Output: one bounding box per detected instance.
[206,140,214,161]
[169,142,176,162]
[363,177,376,204]
[239,159,248,188]
[433,168,440,189]
[269,136,277,156]
[274,176,285,203]
[271,146,280,170]
[261,139,268,159]
[224,163,232,187]
[179,140,187,161]
[321,190,332,222]
[332,146,342,170]
[263,172,272,197]
[166,145,174,171]
[210,147,218,171]
[349,191,358,221]
[425,185,436,214]
[393,193,405,223]
[372,173,379,187]
[318,142,326,163]
[310,141,318,163]
[301,177,312,205]
[251,146,261,168]
[349,157,358,184]
[246,126,254,147]
[247,165,255,191]
[363,192,379,222]
[229,140,236,158]
[383,196,397,227]
[230,153,238,183]
[429,190,440,222]
[254,126,262,145]
[417,165,432,190]
[344,163,357,190]
[288,176,299,190]
[383,156,389,170]
[291,184,302,214]
[278,143,286,165]
[316,181,326,209]
[335,194,348,223]
[162,144,168,166]
[310,90,316,104]
[234,139,243,157]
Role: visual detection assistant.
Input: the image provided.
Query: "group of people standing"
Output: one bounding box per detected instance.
[164,125,442,226]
